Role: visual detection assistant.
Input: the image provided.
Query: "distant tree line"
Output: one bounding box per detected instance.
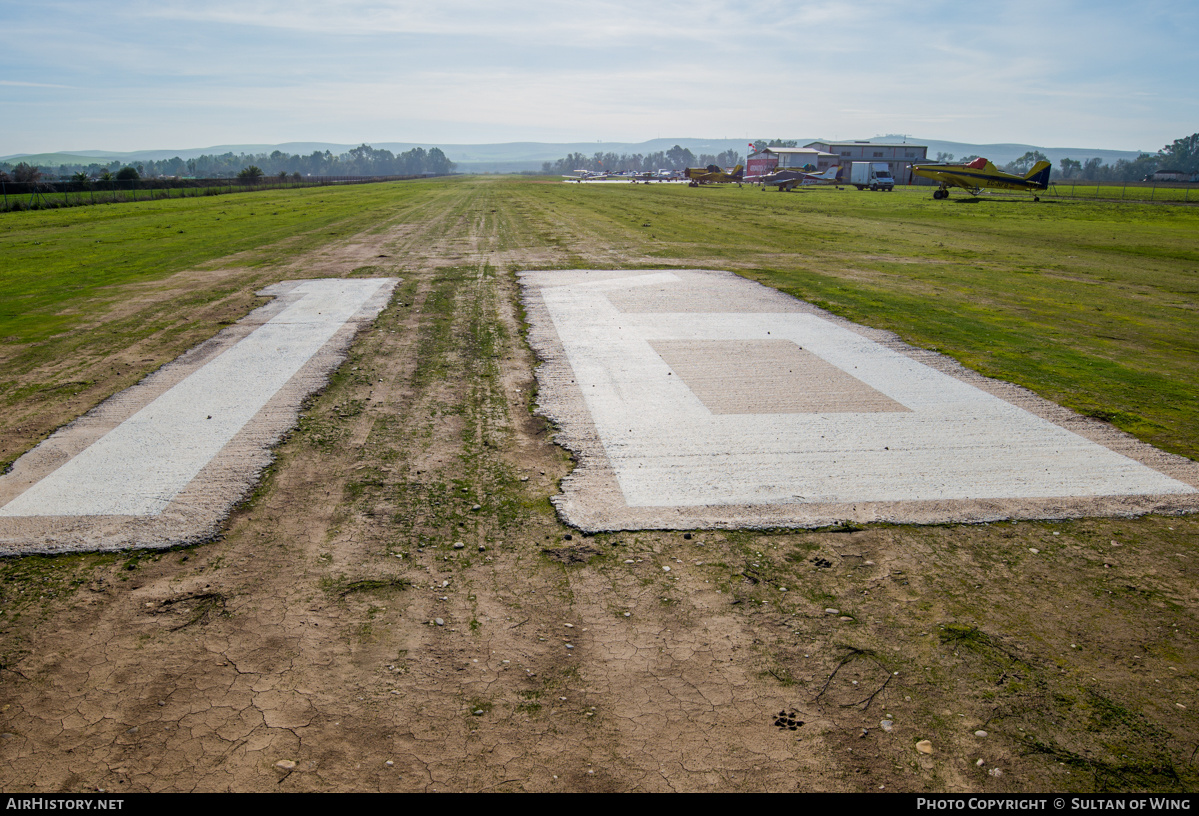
[0,144,455,181]
[541,145,744,174]
[932,132,1199,182]
[751,139,798,153]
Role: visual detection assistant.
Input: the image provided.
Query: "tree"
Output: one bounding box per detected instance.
[1003,151,1048,175]
[115,166,139,180]
[425,147,454,175]
[752,139,798,154]
[237,165,264,183]
[12,162,41,183]
[346,144,396,174]
[935,152,955,162]
[665,145,695,170]
[399,147,427,175]
[1058,158,1082,179]
[1159,132,1199,174]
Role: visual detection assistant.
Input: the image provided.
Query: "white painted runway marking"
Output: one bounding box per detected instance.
[0,278,392,518]
[532,270,1195,511]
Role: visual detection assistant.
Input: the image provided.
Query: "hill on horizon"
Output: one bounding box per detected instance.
[2,137,1148,174]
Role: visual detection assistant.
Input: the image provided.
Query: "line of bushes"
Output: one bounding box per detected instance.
[0,174,434,213]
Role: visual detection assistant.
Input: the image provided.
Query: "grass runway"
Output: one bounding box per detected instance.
[3,178,1195,460]
[0,176,1197,792]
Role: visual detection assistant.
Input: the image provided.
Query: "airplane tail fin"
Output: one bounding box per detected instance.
[1025,161,1052,189]
[731,165,744,178]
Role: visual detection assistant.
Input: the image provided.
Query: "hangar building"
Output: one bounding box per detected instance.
[803,140,928,184]
[754,147,839,172]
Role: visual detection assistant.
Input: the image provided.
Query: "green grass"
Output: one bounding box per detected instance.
[0,181,319,213]
[2,176,1196,793]
[497,180,1199,458]
[1043,182,1198,203]
[0,178,456,342]
[3,176,1197,462]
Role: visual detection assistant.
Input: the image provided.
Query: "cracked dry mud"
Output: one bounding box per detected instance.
[2,180,1198,793]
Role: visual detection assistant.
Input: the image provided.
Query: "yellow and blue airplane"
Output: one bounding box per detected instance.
[684,164,744,186]
[911,157,1052,200]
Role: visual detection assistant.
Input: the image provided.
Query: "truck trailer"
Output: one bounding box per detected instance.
[849,162,894,191]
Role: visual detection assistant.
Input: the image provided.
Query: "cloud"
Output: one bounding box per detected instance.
[0,80,73,89]
[2,0,1195,153]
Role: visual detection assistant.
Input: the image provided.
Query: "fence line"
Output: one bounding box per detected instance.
[0,174,437,213]
[1040,180,1194,203]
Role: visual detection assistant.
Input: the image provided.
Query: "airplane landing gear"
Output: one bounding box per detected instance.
[933,188,949,200]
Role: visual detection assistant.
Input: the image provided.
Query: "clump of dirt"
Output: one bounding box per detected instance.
[541,546,601,564]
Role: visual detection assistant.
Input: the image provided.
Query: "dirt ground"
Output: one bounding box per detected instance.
[1,186,1197,792]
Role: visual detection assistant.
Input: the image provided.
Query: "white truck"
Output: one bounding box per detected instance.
[850,162,895,191]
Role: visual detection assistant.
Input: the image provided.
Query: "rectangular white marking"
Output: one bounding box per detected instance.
[0,279,390,518]
[540,274,1196,508]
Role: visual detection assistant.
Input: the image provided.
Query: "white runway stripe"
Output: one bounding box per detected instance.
[0,278,392,518]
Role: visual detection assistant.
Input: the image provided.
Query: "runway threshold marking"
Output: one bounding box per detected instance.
[523,269,1197,528]
[1,278,394,519]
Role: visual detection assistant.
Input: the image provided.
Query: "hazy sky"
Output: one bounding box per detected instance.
[2,0,1196,155]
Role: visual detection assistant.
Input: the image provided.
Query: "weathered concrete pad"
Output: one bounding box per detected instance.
[521,269,1199,531]
[0,278,398,554]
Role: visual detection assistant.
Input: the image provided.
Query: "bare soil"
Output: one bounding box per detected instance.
[1,185,1196,792]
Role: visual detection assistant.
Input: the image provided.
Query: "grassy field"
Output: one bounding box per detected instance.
[0,180,452,341]
[0,176,1196,793]
[0,182,291,213]
[505,180,1199,459]
[0,179,469,471]
[3,176,1196,466]
[1043,181,1198,203]
[0,179,431,214]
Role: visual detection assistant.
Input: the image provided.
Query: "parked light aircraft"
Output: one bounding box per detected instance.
[562,170,610,182]
[684,164,744,186]
[756,166,842,192]
[628,170,683,182]
[911,157,1052,200]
